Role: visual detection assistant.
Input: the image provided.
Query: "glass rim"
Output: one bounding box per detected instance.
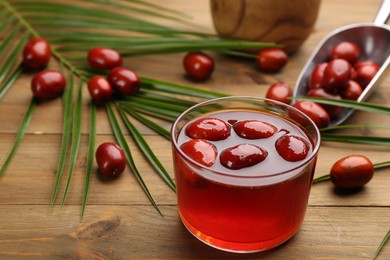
[171,96,321,179]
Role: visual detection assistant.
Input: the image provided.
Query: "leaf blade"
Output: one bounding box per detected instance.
[61,79,83,206]
[0,64,23,100]
[118,108,176,191]
[0,99,36,177]
[106,103,163,216]
[81,103,96,219]
[118,101,180,121]
[374,229,390,259]
[141,77,227,99]
[294,96,390,116]
[51,72,74,206]
[321,133,390,146]
[120,105,171,140]
[0,32,29,84]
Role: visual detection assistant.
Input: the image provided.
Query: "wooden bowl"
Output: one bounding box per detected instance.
[210,0,321,53]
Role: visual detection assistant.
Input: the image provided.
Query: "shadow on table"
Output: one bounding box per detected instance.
[176,219,297,259]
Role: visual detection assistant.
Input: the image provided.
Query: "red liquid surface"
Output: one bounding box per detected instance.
[173,109,317,252]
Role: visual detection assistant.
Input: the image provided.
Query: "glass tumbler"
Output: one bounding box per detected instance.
[171,96,320,253]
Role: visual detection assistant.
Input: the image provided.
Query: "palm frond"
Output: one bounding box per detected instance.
[118,101,180,121]
[320,124,390,132]
[141,77,227,99]
[61,79,83,207]
[313,160,390,185]
[0,23,21,56]
[0,99,36,177]
[120,105,171,140]
[294,96,390,116]
[0,32,28,84]
[321,134,390,146]
[120,0,192,19]
[51,71,74,206]
[0,0,272,215]
[12,1,203,37]
[0,65,23,99]
[374,229,390,259]
[135,91,197,108]
[123,96,188,114]
[77,0,196,26]
[118,108,176,191]
[81,103,96,219]
[106,103,163,216]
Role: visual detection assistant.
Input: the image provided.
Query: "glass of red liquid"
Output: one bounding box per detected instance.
[171,96,320,253]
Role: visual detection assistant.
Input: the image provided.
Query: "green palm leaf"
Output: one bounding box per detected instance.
[294,96,390,116]
[61,79,83,206]
[0,0,274,215]
[141,77,227,99]
[135,91,197,108]
[118,101,180,121]
[81,103,96,219]
[120,105,171,140]
[321,134,390,146]
[0,14,14,31]
[0,99,36,177]
[0,65,23,99]
[123,96,188,114]
[0,33,28,84]
[320,124,390,132]
[51,71,74,206]
[82,0,192,23]
[118,0,192,19]
[106,103,163,216]
[374,229,390,259]
[0,23,21,57]
[313,161,390,184]
[118,108,176,191]
[0,0,389,255]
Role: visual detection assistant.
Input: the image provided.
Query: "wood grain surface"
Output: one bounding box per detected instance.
[1,0,390,259]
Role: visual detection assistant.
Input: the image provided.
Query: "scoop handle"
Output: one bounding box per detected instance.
[374,0,390,25]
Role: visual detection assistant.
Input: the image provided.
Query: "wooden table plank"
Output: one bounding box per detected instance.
[1,134,389,207]
[0,206,389,259]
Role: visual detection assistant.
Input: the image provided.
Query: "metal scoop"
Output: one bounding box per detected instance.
[293,0,390,126]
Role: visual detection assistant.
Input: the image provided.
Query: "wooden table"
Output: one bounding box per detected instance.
[1,0,389,259]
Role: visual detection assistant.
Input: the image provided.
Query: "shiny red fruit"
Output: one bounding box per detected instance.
[330,155,374,189]
[87,76,113,103]
[342,80,363,100]
[350,67,357,81]
[257,48,288,72]
[185,117,231,141]
[275,135,310,162]
[330,41,361,64]
[220,144,268,170]
[180,139,217,167]
[227,119,238,125]
[265,82,293,104]
[95,142,126,177]
[183,52,215,81]
[354,60,379,70]
[87,47,122,70]
[355,63,380,88]
[31,70,66,100]
[233,120,277,139]
[323,59,351,92]
[293,101,330,129]
[309,62,328,89]
[23,38,51,70]
[307,88,343,119]
[107,67,140,96]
